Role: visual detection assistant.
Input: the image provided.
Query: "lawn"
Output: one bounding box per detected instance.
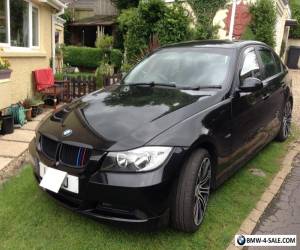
[0,133,297,250]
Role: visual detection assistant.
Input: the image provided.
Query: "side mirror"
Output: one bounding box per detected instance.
[240,77,263,92]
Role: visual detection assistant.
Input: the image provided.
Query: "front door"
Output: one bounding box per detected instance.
[231,47,269,165]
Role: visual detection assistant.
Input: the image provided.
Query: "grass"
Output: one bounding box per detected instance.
[0,131,298,250]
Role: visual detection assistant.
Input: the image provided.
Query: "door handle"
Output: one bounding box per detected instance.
[262,94,270,100]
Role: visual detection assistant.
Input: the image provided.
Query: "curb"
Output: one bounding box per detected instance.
[0,150,29,185]
[226,142,300,250]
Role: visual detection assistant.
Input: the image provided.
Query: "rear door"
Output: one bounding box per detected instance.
[256,46,285,139]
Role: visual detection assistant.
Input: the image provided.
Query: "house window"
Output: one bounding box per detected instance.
[0,0,40,48]
[32,6,39,47]
[10,0,29,47]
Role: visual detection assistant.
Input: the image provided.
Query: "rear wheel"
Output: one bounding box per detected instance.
[171,149,212,232]
[276,100,292,142]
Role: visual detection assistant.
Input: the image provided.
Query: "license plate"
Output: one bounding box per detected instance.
[39,162,79,194]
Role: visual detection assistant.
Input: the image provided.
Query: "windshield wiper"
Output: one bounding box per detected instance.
[179,85,223,90]
[124,82,177,88]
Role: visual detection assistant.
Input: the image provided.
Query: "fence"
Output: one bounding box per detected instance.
[61,74,123,102]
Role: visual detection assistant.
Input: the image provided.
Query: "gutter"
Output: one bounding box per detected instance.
[39,0,67,12]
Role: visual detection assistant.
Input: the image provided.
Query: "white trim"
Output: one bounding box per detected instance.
[31,3,41,49]
[39,0,66,11]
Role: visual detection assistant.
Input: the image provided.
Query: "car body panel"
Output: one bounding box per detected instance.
[30,40,293,225]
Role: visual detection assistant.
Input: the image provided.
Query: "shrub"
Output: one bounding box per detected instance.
[118,0,191,64]
[95,35,113,50]
[95,62,113,88]
[63,46,104,68]
[110,49,123,71]
[290,0,300,39]
[63,46,123,71]
[247,0,276,47]
[155,4,191,45]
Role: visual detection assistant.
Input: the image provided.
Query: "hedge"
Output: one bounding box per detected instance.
[63,46,123,70]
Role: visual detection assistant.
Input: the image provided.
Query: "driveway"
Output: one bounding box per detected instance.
[247,70,300,250]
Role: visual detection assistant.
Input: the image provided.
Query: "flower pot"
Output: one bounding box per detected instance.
[0,69,12,80]
[31,105,39,118]
[25,108,32,121]
[0,115,14,135]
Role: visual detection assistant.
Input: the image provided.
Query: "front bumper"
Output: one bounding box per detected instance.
[29,139,186,227]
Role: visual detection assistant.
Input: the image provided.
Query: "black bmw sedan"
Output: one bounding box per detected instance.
[29,40,293,232]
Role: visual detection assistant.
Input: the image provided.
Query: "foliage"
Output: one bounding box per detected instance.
[155,4,192,45]
[60,10,73,45]
[111,0,139,10]
[95,35,113,50]
[110,49,123,70]
[241,26,256,40]
[0,49,10,70]
[95,62,113,88]
[246,0,276,48]
[63,46,104,68]
[187,0,227,40]
[290,0,300,39]
[0,57,10,70]
[63,46,123,71]
[118,0,191,64]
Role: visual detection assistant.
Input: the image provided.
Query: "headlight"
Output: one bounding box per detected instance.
[101,147,173,172]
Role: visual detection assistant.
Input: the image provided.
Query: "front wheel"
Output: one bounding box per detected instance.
[171,149,212,232]
[276,100,292,142]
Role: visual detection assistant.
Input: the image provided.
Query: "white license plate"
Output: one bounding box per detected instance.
[39,162,79,194]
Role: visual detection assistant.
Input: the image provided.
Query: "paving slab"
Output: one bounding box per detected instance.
[20,121,41,131]
[0,157,13,171]
[0,130,35,143]
[32,112,50,121]
[0,141,28,157]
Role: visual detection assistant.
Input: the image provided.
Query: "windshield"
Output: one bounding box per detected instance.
[124,48,233,88]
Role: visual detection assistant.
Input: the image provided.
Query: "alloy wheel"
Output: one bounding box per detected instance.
[193,157,211,226]
[283,102,292,139]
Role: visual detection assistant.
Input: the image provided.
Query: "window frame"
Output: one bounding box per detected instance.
[256,46,283,81]
[0,0,40,51]
[239,46,263,83]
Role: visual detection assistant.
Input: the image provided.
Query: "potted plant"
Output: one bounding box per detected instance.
[22,98,33,121]
[0,49,12,80]
[31,97,44,118]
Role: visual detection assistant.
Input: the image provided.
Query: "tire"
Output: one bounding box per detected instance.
[171,148,212,233]
[276,100,292,142]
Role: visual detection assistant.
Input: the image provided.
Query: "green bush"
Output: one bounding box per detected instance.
[63,46,123,71]
[95,62,113,88]
[110,49,123,70]
[247,0,276,47]
[290,0,300,39]
[95,35,113,49]
[63,46,104,68]
[155,4,191,45]
[118,0,191,64]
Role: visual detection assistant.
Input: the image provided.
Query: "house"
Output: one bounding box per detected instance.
[0,0,66,111]
[213,0,293,56]
[66,0,118,47]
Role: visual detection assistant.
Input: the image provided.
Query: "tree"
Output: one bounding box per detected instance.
[111,0,139,10]
[118,0,191,64]
[290,0,300,39]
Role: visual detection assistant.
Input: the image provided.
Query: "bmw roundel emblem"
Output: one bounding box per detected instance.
[63,129,73,137]
[237,235,246,246]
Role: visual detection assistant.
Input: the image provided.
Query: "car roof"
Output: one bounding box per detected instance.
[162,40,268,50]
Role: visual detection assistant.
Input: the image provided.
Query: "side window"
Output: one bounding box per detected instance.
[273,53,283,73]
[258,49,281,79]
[240,48,261,82]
